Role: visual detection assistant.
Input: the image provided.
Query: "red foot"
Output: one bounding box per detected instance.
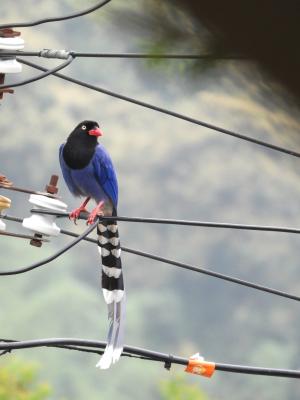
[87,201,104,225]
[69,197,91,224]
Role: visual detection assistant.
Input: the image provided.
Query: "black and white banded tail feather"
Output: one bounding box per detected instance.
[96,217,125,369]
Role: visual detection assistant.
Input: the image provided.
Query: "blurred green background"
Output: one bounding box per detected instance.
[1,1,300,399]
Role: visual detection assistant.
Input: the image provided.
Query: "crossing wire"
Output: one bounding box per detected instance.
[0,219,97,275]
[0,55,74,90]
[0,0,111,29]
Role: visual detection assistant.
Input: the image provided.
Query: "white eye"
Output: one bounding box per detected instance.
[82,125,87,130]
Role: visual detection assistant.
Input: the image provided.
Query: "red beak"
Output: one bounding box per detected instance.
[88,127,103,137]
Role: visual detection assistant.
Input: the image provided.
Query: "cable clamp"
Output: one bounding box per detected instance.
[164,354,174,371]
[40,49,71,60]
[185,353,215,378]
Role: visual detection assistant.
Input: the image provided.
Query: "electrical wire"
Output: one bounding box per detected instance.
[0,55,74,90]
[30,209,300,235]
[1,50,247,60]
[0,220,97,275]
[0,0,111,29]
[1,214,299,302]
[60,227,300,302]
[0,184,58,198]
[18,58,300,159]
[0,338,300,378]
[0,231,49,241]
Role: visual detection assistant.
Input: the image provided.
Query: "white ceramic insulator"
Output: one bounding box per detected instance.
[0,36,24,73]
[0,220,6,231]
[0,37,24,50]
[22,194,68,237]
[0,59,22,73]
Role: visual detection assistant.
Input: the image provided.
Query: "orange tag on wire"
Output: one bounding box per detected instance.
[185,354,215,378]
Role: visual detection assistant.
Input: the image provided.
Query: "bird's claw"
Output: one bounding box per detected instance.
[86,201,104,225]
[69,207,87,224]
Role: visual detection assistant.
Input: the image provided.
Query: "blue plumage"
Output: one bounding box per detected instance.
[59,143,118,208]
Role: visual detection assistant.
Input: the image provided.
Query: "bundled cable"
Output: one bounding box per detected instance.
[0,337,299,379]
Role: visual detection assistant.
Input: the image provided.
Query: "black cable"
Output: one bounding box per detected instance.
[0,0,111,29]
[0,221,97,276]
[0,55,74,90]
[1,214,300,302]
[30,209,300,235]
[18,58,300,159]
[1,50,247,60]
[49,344,154,361]
[121,246,300,302]
[1,338,300,378]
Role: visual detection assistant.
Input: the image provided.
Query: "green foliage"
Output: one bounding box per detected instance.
[160,376,209,400]
[0,358,51,400]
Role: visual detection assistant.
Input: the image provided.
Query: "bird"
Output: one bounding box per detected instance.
[59,120,125,369]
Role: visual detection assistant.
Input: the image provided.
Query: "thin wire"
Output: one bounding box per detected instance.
[122,246,300,301]
[1,338,300,378]
[0,221,97,276]
[0,0,111,29]
[0,184,58,199]
[18,58,300,159]
[31,209,300,235]
[0,56,74,90]
[1,214,299,302]
[1,50,247,60]
[58,227,300,302]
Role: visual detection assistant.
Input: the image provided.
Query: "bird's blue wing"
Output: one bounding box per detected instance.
[59,144,82,197]
[92,144,118,208]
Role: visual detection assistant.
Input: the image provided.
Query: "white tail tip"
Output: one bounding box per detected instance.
[96,345,114,369]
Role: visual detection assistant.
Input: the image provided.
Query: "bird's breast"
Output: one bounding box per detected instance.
[62,142,95,170]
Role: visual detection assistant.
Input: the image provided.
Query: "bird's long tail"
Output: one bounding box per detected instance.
[96,217,125,369]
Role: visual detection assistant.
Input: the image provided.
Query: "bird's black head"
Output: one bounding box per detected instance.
[71,120,103,140]
[62,120,103,169]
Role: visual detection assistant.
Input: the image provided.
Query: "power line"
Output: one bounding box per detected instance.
[2,214,298,302]
[30,209,300,235]
[0,219,97,275]
[0,183,57,198]
[120,245,300,302]
[0,50,247,60]
[0,231,49,242]
[0,55,73,90]
[0,0,111,29]
[1,337,300,378]
[18,58,300,159]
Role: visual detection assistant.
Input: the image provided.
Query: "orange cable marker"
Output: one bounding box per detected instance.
[185,353,215,378]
